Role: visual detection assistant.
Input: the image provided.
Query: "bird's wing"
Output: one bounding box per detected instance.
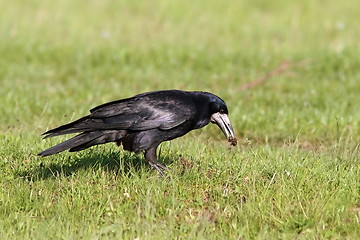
[89,91,196,131]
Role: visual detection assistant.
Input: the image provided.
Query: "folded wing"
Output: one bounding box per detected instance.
[42,90,197,138]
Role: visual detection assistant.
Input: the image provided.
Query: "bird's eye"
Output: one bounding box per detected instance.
[219,109,225,114]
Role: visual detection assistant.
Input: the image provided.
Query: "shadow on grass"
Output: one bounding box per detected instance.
[17,150,177,181]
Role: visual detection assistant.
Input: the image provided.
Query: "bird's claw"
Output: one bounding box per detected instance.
[148,161,170,176]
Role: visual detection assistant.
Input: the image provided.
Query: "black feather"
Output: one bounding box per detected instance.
[38,132,103,156]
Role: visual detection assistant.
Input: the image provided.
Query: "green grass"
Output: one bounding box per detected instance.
[1,0,359,239]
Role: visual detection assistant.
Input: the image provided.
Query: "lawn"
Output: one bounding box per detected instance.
[0,0,359,239]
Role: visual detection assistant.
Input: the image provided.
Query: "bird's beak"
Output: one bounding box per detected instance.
[211,112,236,144]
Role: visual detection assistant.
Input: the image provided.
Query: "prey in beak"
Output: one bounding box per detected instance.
[211,112,237,146]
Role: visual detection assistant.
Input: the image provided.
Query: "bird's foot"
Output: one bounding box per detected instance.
[144,147,171,176]
[156,161,171,171]
[148,161,170,176]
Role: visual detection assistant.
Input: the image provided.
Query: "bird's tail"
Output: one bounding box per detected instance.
[38,130,127,157]
[41,116,96,139]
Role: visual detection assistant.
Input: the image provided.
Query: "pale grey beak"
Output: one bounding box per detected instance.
[210,112,236,141]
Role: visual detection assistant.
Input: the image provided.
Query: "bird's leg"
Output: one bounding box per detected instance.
[144,147,169,176]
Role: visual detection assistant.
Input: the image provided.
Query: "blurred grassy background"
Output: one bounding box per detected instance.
[0,0,359,239]
[1,0,359,140]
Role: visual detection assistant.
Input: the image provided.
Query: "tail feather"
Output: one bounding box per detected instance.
[69,130,127,152]
[42,116,129,139]
[42,116,93,138]
[38,130,127,157]
[38,132,102,156]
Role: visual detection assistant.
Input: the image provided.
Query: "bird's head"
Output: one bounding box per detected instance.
[209,97,237,145]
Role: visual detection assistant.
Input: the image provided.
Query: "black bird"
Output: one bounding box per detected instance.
[38,90,236,175]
